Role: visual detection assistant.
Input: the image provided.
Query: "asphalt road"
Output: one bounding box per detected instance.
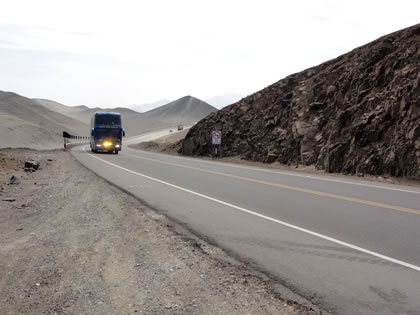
[72,132,420,315]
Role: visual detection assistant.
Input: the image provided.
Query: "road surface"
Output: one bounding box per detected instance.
[72,131,420,315]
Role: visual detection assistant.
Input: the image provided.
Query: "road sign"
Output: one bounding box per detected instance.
[212,130,222,145]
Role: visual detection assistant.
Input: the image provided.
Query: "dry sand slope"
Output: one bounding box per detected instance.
[0,92,88,150]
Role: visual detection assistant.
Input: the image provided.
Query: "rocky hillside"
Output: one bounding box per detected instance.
[181,24,420,179]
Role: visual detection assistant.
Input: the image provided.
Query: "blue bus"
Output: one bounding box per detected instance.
[90,112,125,154]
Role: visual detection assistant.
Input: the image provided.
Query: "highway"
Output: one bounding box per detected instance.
[72,131,420,315]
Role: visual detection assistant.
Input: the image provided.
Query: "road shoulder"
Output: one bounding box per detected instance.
[0,148,317,314]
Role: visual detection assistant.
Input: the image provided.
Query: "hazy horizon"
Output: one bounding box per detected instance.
[1,0,419,108]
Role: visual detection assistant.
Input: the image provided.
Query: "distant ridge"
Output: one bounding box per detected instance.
[0,91,89,149]
[131,99,170,113]
[142,95,217,124]
[35,99,89,114]
[1,91,218,149]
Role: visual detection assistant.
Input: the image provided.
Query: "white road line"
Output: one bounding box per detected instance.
[127,148,420,195]
[82,146,420,272]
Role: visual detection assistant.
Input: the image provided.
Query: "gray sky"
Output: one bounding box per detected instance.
[0,0,419,108]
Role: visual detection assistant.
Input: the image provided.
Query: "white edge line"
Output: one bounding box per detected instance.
[126,147,420,195]
[82,146,420,272]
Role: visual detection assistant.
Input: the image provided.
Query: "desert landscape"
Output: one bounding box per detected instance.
[0,148,317,314]
[1,17,420,315]
[0,92,217,150]
[1,94,320,313]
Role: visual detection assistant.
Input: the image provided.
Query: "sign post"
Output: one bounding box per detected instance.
[212,130,222,158]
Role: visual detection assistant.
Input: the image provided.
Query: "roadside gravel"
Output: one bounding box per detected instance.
[0,149,316,314]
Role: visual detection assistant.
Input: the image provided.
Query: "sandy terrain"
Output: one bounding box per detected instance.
[129,130,189,154]
[0,92,90,150]
[0,148,315,314]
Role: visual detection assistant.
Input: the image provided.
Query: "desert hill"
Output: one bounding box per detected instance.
[1,91,217,149]
[142,96,217,125]
[0,91,89,149]
[35,95,217,137]
[181,24,420,179]
[131,99,170,113]
[34,99,139,126]
[34,99,89,117]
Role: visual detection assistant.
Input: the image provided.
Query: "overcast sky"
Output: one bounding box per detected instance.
[0,0,419,108]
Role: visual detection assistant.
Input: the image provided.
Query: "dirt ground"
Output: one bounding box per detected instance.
[0,148,316,315]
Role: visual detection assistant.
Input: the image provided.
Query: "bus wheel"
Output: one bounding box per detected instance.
[115,151,119,155]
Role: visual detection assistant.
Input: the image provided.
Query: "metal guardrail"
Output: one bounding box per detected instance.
[63,131,89,150]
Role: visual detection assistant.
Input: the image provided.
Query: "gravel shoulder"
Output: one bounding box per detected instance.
[0,148,316,314]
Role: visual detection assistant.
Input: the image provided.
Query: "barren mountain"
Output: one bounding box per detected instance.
[35,98,89,117]
[35,96,217,137]
[0,91,88,149]
[181,24,420,179]
[34,99,176,137]
[142,95,217,125]
[130,99,170,113]
[1,92,218,149]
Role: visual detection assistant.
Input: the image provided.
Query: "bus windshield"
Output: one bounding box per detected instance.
[95,114,121,126]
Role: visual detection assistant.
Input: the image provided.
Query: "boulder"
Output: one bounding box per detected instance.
[24,160,39,170]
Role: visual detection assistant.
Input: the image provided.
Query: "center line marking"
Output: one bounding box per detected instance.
[123,152,420,215]
[81,147,420,272]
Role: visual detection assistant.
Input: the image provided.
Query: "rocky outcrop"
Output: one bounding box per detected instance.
[181,24,420,179]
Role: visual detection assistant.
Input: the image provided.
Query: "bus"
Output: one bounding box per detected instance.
[90,112,125,154]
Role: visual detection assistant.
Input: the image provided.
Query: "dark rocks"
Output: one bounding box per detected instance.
[24,160,39,172]
[180,24,420,179]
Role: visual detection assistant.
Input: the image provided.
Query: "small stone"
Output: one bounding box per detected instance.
[24,160,39,170]
[2,198,16,202]
[8,176,18,185]
[35,283,40,287]
[16,228,23,231]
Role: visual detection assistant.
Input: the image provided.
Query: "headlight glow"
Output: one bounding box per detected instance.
[104,141,112,147]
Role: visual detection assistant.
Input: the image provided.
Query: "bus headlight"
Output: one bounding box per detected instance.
[115,144,120,148]
[104,141,112,147]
